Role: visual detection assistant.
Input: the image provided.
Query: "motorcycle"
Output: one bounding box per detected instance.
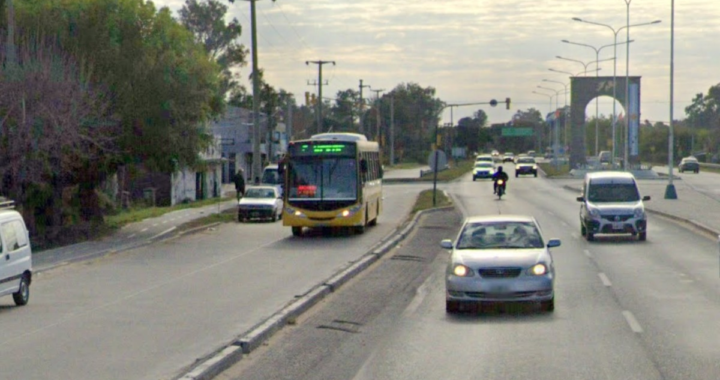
[496,179,505,199]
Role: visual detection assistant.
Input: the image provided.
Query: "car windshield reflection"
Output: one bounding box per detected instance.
[587,183,640,203]
[456,221,544,249]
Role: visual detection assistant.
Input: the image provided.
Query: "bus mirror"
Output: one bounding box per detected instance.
[360,159,368,174]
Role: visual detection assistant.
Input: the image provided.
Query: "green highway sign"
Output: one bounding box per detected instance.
[502,127,534,137]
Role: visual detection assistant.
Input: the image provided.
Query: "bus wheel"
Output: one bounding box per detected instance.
[354,225,365,234]
[369,203,378,226]
[291,227,302,237]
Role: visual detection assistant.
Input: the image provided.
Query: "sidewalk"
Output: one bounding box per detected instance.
[32,186,239,272]
[555,176,720,238]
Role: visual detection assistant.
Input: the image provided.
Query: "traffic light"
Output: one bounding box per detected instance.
[311,93,317,105]
[505,98,511,110]
[305,92,310,106]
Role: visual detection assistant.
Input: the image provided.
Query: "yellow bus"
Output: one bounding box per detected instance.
[281,133,382,236]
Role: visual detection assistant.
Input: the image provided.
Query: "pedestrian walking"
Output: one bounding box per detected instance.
[233,169,246,201]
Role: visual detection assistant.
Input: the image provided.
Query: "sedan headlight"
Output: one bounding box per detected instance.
[588,207,600,217]
[452,264,474,277]
[529,263,548,276]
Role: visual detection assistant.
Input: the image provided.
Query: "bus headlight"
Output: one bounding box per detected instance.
[338,205,362,218]
[285,207,306,218]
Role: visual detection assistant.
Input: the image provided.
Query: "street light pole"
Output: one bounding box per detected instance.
[625,0,632,170]
[533,91,554,156]
[665,0,677,199]
[572,16,661,169]
[562,39,634,156]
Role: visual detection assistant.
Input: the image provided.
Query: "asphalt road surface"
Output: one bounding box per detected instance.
[0,184,428,380]
[219,167,720,380]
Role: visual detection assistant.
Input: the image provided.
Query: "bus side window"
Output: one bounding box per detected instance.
[360,159,369,184]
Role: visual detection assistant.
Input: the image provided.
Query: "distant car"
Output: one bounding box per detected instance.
[678,156,700,173]
[475,154,493,164]
[238,186,283,222]
[472,162,495,181]
[503,152,515,163]
[440,215,560,313]
[261,164,284,194]
[527,150,536,157]
[598,150,611,165]
[515,157,537,177]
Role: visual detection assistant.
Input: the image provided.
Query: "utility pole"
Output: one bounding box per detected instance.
[243,0,275,183]
[287,98,293,142]
[359,80,371,136]
[306,60,335,134]
[390,95,395,166]
[370,88,384,143]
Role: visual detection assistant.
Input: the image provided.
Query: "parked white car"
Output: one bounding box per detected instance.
[0,200,32,306]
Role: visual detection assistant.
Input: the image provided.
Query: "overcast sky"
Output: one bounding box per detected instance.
[155,0,719,126]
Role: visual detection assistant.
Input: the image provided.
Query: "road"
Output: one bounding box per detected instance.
[0,184,429,380]
[219,168,720,380]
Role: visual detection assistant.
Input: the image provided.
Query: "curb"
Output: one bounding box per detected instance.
[561,185,720,237]
[174,204,454,380]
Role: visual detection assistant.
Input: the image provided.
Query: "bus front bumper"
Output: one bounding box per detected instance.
[282,205,364,228]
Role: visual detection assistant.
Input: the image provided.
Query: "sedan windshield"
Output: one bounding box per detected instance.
[288,158,358,201]
[517,158,535,164]
[475,163,493,168]
[456,221,543,249]
[244,188,276,198]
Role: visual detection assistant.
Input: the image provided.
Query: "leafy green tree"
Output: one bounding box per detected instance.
[179,0,248,98]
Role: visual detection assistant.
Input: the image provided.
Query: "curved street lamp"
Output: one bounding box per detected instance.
[562,39,634,155]
[573,16,661,168]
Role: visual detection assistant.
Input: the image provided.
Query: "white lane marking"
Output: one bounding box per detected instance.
[571,233,579,239]
[598,273,612,287]
[162,220,168,224]
[150,226,177,240]
[128,233,137,239]
[547,211,555,216]
[622,311,643,333]
[584,249,592,258]
[141,228,149,232]
[561,221,569,227]
[402,281,430,317]
[153,224,159,227]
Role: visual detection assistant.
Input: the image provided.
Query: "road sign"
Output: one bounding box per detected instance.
[501,127,534,137]
[428,150,448,172]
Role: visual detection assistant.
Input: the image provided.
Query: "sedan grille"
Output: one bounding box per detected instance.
[477,268,522,278]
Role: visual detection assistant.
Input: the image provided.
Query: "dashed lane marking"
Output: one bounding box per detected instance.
[584,249,592,258]
[141,228,148,233]
[598,273,612,286]
[622,311,643,333]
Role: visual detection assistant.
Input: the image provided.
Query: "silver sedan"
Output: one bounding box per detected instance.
[440,215,561,313]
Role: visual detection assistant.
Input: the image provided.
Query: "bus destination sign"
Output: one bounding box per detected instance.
[290,142,355,156]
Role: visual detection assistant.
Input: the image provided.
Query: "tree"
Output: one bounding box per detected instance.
[179,0,248,99]
[0,38,119,241]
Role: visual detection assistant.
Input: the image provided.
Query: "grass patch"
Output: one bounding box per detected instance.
[411,188,452,214]
[538,162,570,177]
[105,196,235,230]
[419,159,474,181]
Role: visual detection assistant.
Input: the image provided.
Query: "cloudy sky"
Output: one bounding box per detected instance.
[155,0,719,126]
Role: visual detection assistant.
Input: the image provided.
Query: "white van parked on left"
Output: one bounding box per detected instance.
[0,200,32,306]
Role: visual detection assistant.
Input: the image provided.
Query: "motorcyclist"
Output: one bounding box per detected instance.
[492,166,509,194]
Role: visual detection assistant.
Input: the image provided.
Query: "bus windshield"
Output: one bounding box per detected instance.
[288,157,358,201]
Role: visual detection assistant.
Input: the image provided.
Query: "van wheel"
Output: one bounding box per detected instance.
[13,275,30,306]
[639,231,647,241]
[580,224,586,236]
[586,232,594,241]
[446,300,460,314]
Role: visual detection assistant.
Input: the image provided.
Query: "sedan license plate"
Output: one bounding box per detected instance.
[612,222,624,230]
[489,284,510,293]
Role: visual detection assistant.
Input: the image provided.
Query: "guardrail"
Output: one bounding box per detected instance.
[700,162,720,170]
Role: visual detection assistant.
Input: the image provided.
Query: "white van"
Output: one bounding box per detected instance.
[261,164,283,195]
[0,201,32,306]
[577,171,650,241]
